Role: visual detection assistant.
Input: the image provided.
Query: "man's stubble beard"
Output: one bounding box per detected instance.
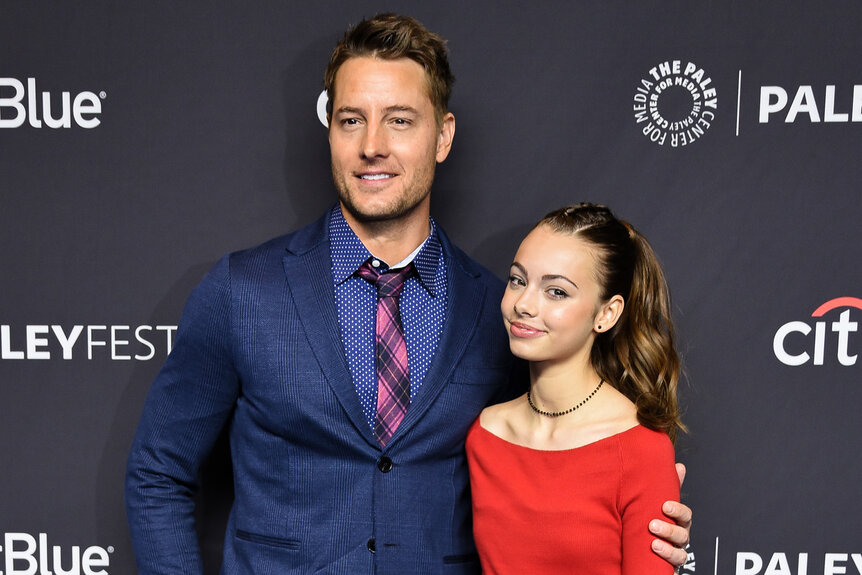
[331,161,436,224]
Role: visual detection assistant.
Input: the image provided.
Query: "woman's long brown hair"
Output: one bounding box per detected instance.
[537,203,686,442]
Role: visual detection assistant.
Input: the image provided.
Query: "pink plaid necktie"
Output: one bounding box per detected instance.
[357,261,414,447]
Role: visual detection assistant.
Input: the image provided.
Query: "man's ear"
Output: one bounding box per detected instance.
[436,112,456,163]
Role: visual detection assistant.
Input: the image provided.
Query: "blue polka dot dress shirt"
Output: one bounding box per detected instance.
[329,207,448,432]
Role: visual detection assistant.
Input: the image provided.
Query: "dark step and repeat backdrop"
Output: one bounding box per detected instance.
[2,2,860,574]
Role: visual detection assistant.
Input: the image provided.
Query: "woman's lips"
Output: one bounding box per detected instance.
[509,321,544,338]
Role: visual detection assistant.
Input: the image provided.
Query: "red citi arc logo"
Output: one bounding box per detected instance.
[773,297,861,366]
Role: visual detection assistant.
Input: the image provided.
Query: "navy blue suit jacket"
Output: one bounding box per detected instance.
[125,210,516,574]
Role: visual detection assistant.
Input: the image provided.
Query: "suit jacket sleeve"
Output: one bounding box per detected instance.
[125,255,240,575]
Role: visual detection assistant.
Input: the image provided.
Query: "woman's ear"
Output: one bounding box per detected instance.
[594,295,624,332]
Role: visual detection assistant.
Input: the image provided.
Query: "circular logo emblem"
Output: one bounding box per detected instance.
[317,90,329,127]
[633,60,718,147]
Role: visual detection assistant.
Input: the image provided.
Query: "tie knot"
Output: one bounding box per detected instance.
[357,261,413,298]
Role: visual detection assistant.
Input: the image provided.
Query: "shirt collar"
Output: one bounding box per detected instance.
[329,206,443,296]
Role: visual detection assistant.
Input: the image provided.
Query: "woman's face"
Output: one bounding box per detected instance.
[500,225,617,366]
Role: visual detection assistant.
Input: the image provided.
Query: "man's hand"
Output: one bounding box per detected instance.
[649,463,692,567]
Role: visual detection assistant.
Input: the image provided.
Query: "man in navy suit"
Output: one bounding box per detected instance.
[126,13,692,574]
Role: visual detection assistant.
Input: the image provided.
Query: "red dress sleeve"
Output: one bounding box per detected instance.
[618,428,680,575]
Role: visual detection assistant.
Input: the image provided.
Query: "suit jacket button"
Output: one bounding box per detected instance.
[367,537,376,553]
[377,456,393,473]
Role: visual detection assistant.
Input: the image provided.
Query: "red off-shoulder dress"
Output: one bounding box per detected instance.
[466,421,679,575]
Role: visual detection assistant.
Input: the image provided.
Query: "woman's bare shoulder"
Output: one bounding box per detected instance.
[478,395,526,437]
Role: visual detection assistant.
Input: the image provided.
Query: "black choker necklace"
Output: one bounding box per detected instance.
[527,379,604,418]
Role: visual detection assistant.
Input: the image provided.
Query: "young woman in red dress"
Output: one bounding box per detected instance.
[466,203,685,574]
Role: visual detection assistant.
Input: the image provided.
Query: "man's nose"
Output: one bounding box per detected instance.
[361,123,389,159]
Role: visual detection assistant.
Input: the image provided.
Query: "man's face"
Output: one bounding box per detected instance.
[328,56,455,226]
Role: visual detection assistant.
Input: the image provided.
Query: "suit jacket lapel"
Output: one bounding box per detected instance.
[281,217,377,446]
[280,214,491,450]
[391,235,487,443]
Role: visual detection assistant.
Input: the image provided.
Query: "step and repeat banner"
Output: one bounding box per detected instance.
[2,2,860,574]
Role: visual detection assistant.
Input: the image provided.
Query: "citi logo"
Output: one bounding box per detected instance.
[773,297,861,366]
[0,532,113,575]
[0,78,104,129]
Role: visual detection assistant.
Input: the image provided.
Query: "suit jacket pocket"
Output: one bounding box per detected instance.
[235,529,300,550]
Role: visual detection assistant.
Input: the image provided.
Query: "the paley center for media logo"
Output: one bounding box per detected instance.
[633,60,718,147]
[773,297,861,366]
